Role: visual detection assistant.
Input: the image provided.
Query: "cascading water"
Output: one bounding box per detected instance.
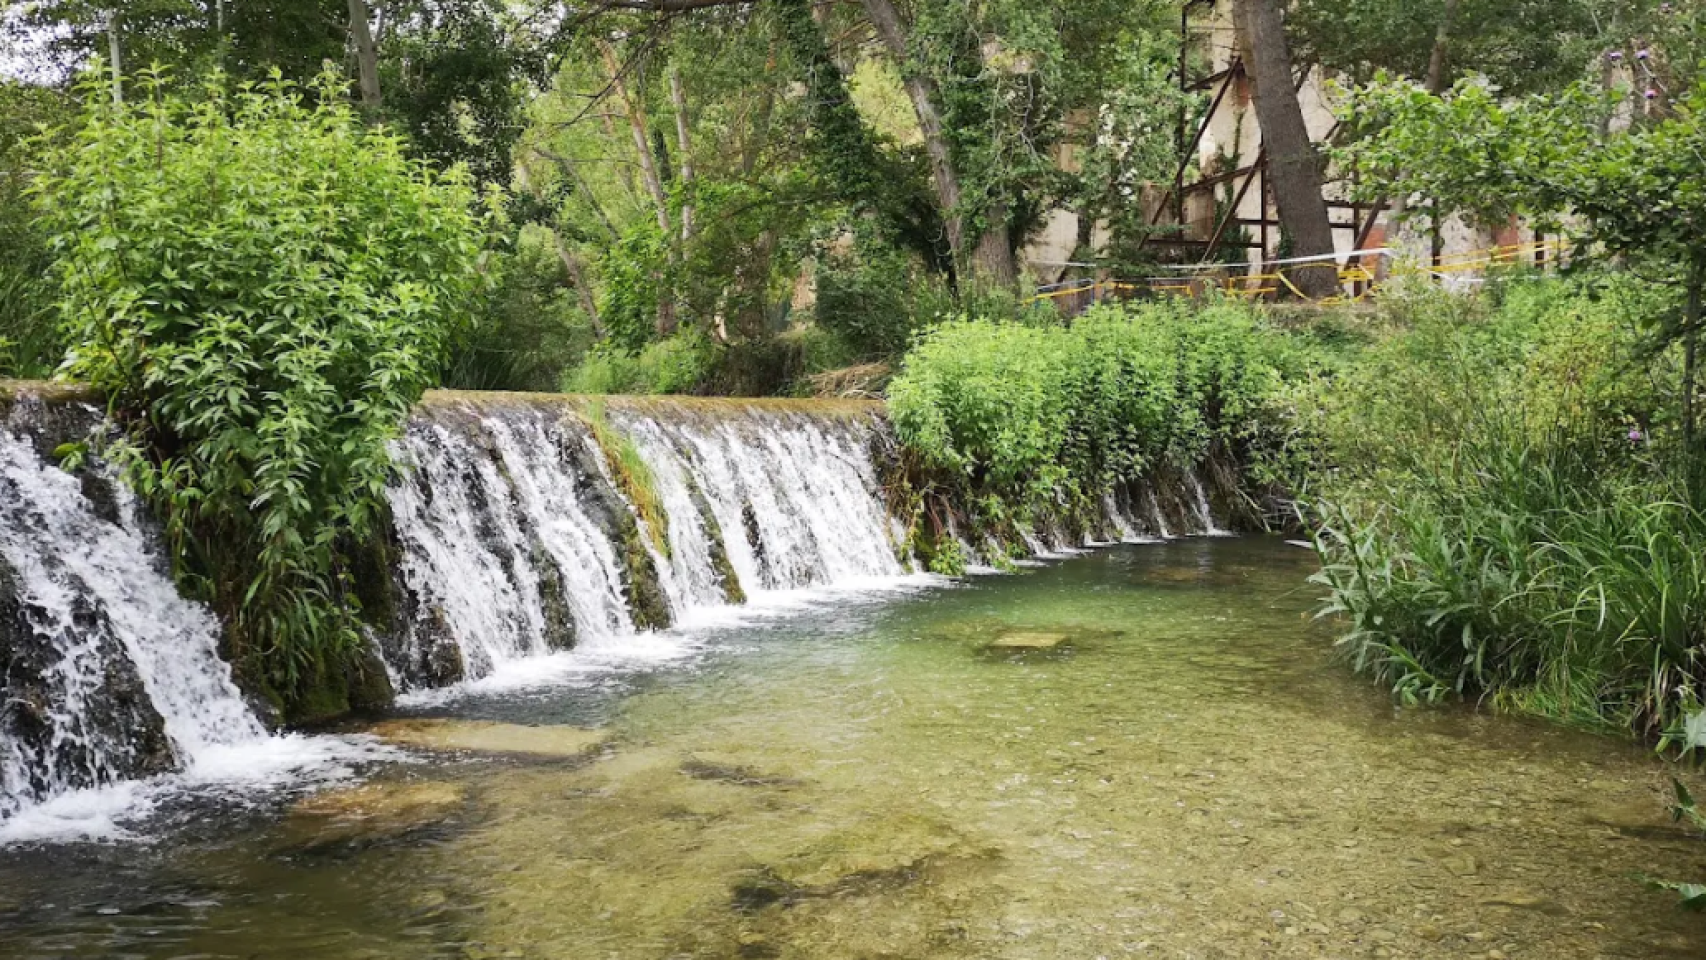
[613,402,904,599]
[0,428,267,821]
[383,397,910,691]
[383,403,639,687]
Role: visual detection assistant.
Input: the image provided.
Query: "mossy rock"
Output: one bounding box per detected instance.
[622,522,673,631]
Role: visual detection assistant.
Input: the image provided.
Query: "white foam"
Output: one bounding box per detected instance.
[0,734,395,845]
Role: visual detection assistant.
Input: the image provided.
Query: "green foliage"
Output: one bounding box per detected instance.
[0,81,71,378]
[596,222,670,354]
[1302,277,1706,738]
[443,227,596,392]
[582,400,669,556]
[1337,75,1706,303]
[381,0,542,189]
[1290,0,1603,94]
[889,298,1311,532]
[564,328,720,396]
[814,244,934,359]
[35,69,485,713]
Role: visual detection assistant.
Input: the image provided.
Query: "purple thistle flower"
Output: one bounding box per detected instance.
[1607,50,1624,61]
[1646,88,1660,100]
[1629,428,1645,442]
[1637,49,1651,61]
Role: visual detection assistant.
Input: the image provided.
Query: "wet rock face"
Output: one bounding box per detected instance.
[0,390,178,812]
[0,547,173,814]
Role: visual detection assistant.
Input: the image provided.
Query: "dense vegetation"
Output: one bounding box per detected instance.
[1294,278,1706,738]
[887,300,1313,566]
[35,69,486,718]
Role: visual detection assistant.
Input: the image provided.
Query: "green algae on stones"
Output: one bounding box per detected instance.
[580,399,671,559]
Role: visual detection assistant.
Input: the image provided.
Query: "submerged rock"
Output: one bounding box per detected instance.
[368,719,609,758]
[281,779,467,851]
[987,630,1071,650]
[681,755,801,787]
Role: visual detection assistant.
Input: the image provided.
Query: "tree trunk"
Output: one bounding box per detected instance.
[347,0,382,111]
[1234,0,1336,298]
[107,13,123,103]
[670,67,695,244]
[1374,0,1460,280]
[600,41,672,237]
[973,208,1018,288]
[860,0,966,268]
[598,40,677,337]
[554,232,605,339]
[1425,0,1463,92]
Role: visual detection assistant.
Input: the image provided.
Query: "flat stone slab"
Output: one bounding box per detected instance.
[368,719,609,757]
[987,631,1071,650]
[281,780,467,850]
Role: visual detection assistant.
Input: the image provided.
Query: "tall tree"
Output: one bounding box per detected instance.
[346,0,381,109]
[859,0,972,277]
[1234,0,1337,297]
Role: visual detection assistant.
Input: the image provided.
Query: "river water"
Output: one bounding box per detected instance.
[2,538,1702,958]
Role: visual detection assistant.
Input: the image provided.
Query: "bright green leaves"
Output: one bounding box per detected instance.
[888,299,1306,529]
[34,67,487,712]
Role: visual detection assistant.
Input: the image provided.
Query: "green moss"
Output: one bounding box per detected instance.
[532,539,579,651]
[345,644,396,715]
[581,399,671,558]
[289,671,353,728]
[622,521,672,631]
[682,470,745,605]
[343,518,399,634]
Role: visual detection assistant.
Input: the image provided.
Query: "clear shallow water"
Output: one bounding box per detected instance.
[3,538,1703,959]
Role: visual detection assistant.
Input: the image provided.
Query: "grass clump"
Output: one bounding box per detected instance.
[1300,274,1706,740]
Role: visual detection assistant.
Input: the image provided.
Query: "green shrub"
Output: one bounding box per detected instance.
[443,228,596,392]
[36,69,486,716]
[888,298,1311,534]
[814,245,919,359]
[564,347,643,395]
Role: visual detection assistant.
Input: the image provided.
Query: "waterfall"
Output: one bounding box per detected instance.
[384,397,908,690]
[383,402,638,687]
[613,403,904,598]
[0,430,267,821]
[0,384,1240,831]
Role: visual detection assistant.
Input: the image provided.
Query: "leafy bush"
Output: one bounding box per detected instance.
[36,69,486,716]
[443,228,596,392]
[888,298,1310,533]
[814,245,921,359]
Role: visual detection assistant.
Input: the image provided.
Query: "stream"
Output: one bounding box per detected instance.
[2,537,1702,959]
